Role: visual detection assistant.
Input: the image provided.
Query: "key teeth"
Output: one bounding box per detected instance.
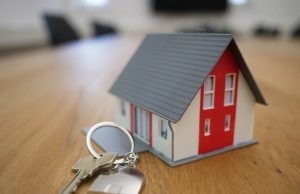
[71,173,87,193]
[82,173,89,179]
[72,177,84,193]
[72,186,77,193]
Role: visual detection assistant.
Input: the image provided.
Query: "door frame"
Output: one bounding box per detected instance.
[130,104,152,146]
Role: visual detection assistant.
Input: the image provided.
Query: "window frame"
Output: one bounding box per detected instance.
[203,75,216,110]
[224,73,236,106]
[159,118,168,140]
[224,114,231,132]
[204,119,211,136]
[120,100,126,116]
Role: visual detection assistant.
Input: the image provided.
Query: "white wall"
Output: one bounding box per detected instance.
[116,98,130,131]
[172,89,200,161]
[234,71,256,144]
[152,114,172,159]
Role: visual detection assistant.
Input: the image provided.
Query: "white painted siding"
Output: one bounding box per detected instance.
[152,114,172,159]
[116,98,130,132]
[172,90,200,161]
[234,71,256,144]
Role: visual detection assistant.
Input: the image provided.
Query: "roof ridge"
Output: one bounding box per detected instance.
[147,32,233,37]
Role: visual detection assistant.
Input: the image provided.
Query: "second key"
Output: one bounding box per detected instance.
[60,152,118,194]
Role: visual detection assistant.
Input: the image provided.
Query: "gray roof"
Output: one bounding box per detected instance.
[110,33,266,123]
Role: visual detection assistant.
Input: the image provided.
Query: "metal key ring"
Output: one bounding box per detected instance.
[86,121,134,159]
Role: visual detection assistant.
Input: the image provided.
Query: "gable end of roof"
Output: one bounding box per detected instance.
[228,40,267,105]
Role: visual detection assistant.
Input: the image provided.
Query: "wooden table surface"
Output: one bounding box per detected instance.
[0,35,300,194]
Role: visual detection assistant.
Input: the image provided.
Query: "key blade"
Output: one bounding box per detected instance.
[60,170,88,194]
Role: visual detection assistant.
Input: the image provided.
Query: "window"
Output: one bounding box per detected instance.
[224,74,235,106]
[225,115,231,131]
[120,100,126,116]
[160,119,168,139]
[204,119,211,136]
[203,76,215,109]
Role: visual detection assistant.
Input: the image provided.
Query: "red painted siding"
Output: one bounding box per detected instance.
[199,48,239,154]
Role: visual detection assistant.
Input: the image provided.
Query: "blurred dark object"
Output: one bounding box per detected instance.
[179,24,233,34]
[43,14,80,46]
[92,21,117,37]
[290,22,300,38]
[253,25,281,37]
[152,0,227,13]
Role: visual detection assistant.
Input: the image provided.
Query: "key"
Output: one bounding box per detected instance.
[60,152,118,194]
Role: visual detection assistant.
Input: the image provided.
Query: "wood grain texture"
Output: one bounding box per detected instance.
[0,35,299,194]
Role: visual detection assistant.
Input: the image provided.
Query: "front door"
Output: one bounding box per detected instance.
[198,49,239,154]
[132,106,151,144]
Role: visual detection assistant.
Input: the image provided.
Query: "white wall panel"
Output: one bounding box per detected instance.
[234,71,256,144]
[172,90,200,161]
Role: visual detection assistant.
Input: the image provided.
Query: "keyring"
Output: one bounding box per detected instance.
[86,121,134,159]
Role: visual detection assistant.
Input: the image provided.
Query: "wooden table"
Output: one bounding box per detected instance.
[0,35,299,194]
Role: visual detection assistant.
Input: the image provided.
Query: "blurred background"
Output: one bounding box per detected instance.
[0,0,300,55]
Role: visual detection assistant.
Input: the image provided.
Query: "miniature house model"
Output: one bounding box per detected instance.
[110,33,266,166]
